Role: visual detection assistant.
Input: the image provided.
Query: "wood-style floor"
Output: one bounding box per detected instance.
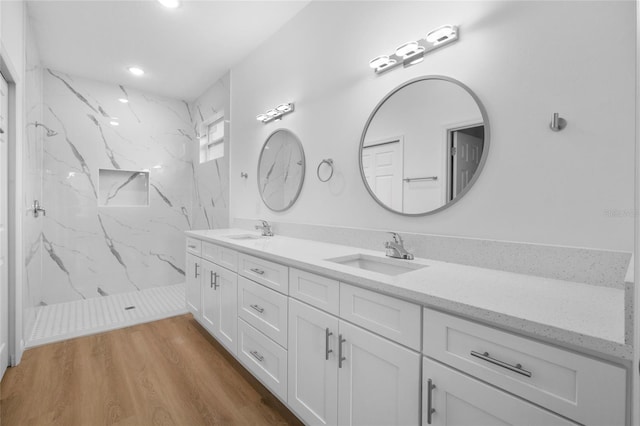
[0,315,302,426]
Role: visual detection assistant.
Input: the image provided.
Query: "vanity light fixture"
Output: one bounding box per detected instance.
[256,102,295,124]
[369,24,459,74]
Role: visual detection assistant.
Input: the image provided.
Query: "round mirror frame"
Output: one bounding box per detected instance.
[359,75,491,217]
[257,128,306,212]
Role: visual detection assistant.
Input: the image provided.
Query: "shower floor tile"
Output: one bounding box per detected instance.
[28,283,187,347]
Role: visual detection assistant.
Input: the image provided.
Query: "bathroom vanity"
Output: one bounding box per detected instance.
[185,229,629,426]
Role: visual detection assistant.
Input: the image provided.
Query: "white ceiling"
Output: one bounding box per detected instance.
[27,0,311,101]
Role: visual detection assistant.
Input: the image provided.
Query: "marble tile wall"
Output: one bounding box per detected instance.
[23,28,44,337]
[188,72,230,230]
[39,70,195,304]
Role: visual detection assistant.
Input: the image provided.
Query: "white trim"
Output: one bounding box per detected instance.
[0,40,24,366]
[633,2,640,424]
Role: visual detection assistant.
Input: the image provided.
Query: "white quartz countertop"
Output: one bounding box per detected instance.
[186,229,631,360]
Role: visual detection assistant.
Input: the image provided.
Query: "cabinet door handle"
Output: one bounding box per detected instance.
[250,268,265,275]
[250,350,264,362]
[338,334,346,368]
[188,244,196,249]
[210,271,219,289]
[250,304,264,313]
[426,379,436,424]
[325,328,333,360]
[470,351,532,378]
[194,263,200,278]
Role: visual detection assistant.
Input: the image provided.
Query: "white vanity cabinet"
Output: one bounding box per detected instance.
[186,240,239,355]
[422,357,579,426]
[288,295,421,426]
[201,259,238,355]
[185,253,202,318]
[422,308,627,426]
[186,233,628,426]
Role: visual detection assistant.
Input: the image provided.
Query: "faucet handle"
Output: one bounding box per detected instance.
[388,232,403,244]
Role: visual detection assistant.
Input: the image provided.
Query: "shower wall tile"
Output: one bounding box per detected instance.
[188,72,230,230]
[23,29,44,338]
[41,70,194,304]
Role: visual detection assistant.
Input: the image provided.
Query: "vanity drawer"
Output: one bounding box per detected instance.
[202,242,238,272]
[289,268,339,316]
[238,276,288,348]
[340,283,421,351]
[186,237,201,256]
[238,318,288,401]
[238,254,289,295]
[423,308,626,426]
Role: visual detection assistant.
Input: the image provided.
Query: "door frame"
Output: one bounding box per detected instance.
[441,118,484,205]
[1,42,25,366]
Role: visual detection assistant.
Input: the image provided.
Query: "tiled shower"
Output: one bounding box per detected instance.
[22,51,230,344]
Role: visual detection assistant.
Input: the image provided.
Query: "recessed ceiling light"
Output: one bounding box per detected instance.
[110,121,119,126]
[158,0,180,8]
[118,98,129,104]
[128,67,145,76]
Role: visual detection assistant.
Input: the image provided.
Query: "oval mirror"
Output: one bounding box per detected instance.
[258,129,306,212]
[360,76,489,216]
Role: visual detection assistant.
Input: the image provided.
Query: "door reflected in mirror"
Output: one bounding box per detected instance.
[360,76,489,216]
[258,129,305,212]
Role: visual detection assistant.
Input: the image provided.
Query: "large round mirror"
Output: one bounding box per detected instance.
[258,129,306,212]
[360,76,489,216]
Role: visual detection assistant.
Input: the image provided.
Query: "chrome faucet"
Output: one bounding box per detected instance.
[255,219,274,237]
[385,232,414,260]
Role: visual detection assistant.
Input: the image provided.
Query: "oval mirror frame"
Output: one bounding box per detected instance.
[359,75,490,216]
[257,128,306,212]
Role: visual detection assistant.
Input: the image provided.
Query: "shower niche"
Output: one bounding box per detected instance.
[98,169,150,207]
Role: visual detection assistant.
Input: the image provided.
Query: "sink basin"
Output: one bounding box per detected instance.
[325,254,426,276]
[225,234,263,240]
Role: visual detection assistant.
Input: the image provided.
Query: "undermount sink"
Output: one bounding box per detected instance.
[225,234,263,240]
[325,253,427,276]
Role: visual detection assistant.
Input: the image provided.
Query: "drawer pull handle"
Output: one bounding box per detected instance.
[210,271,219,289]
[250,268,265,275]
[338,334,346,368]
[250,350,264,362]
[250,304,264,314]
[325,328,333,360]
[426,378,436,424]
[188,244,197,249]
[470,351,532,378]
[194,263,200,278]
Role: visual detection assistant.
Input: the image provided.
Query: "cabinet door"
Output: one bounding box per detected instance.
[338,321,420,426]
[185,253,202,318]
[288,299,339,426]
[201,259,218,335]
[206,260,238,356]
[422,357,579,426]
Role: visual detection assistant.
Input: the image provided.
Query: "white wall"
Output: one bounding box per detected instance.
[1,0,27,363]
[230,1,636,252]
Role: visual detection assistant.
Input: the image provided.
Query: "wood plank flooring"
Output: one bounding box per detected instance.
[1,315,302,426]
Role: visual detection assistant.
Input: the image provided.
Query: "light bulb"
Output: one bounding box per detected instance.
[128,67,145,76]
[158,0,180,8]
[395,41,424,59]
[118,98,129,103]
[110,121,119,126]
[266,109,278,117]
[276,104,291,112]
[426,25,457,45]
[256,114,268,122]
[369,55,396,71]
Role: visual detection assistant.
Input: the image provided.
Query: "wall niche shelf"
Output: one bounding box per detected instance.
[98,168,150,207]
